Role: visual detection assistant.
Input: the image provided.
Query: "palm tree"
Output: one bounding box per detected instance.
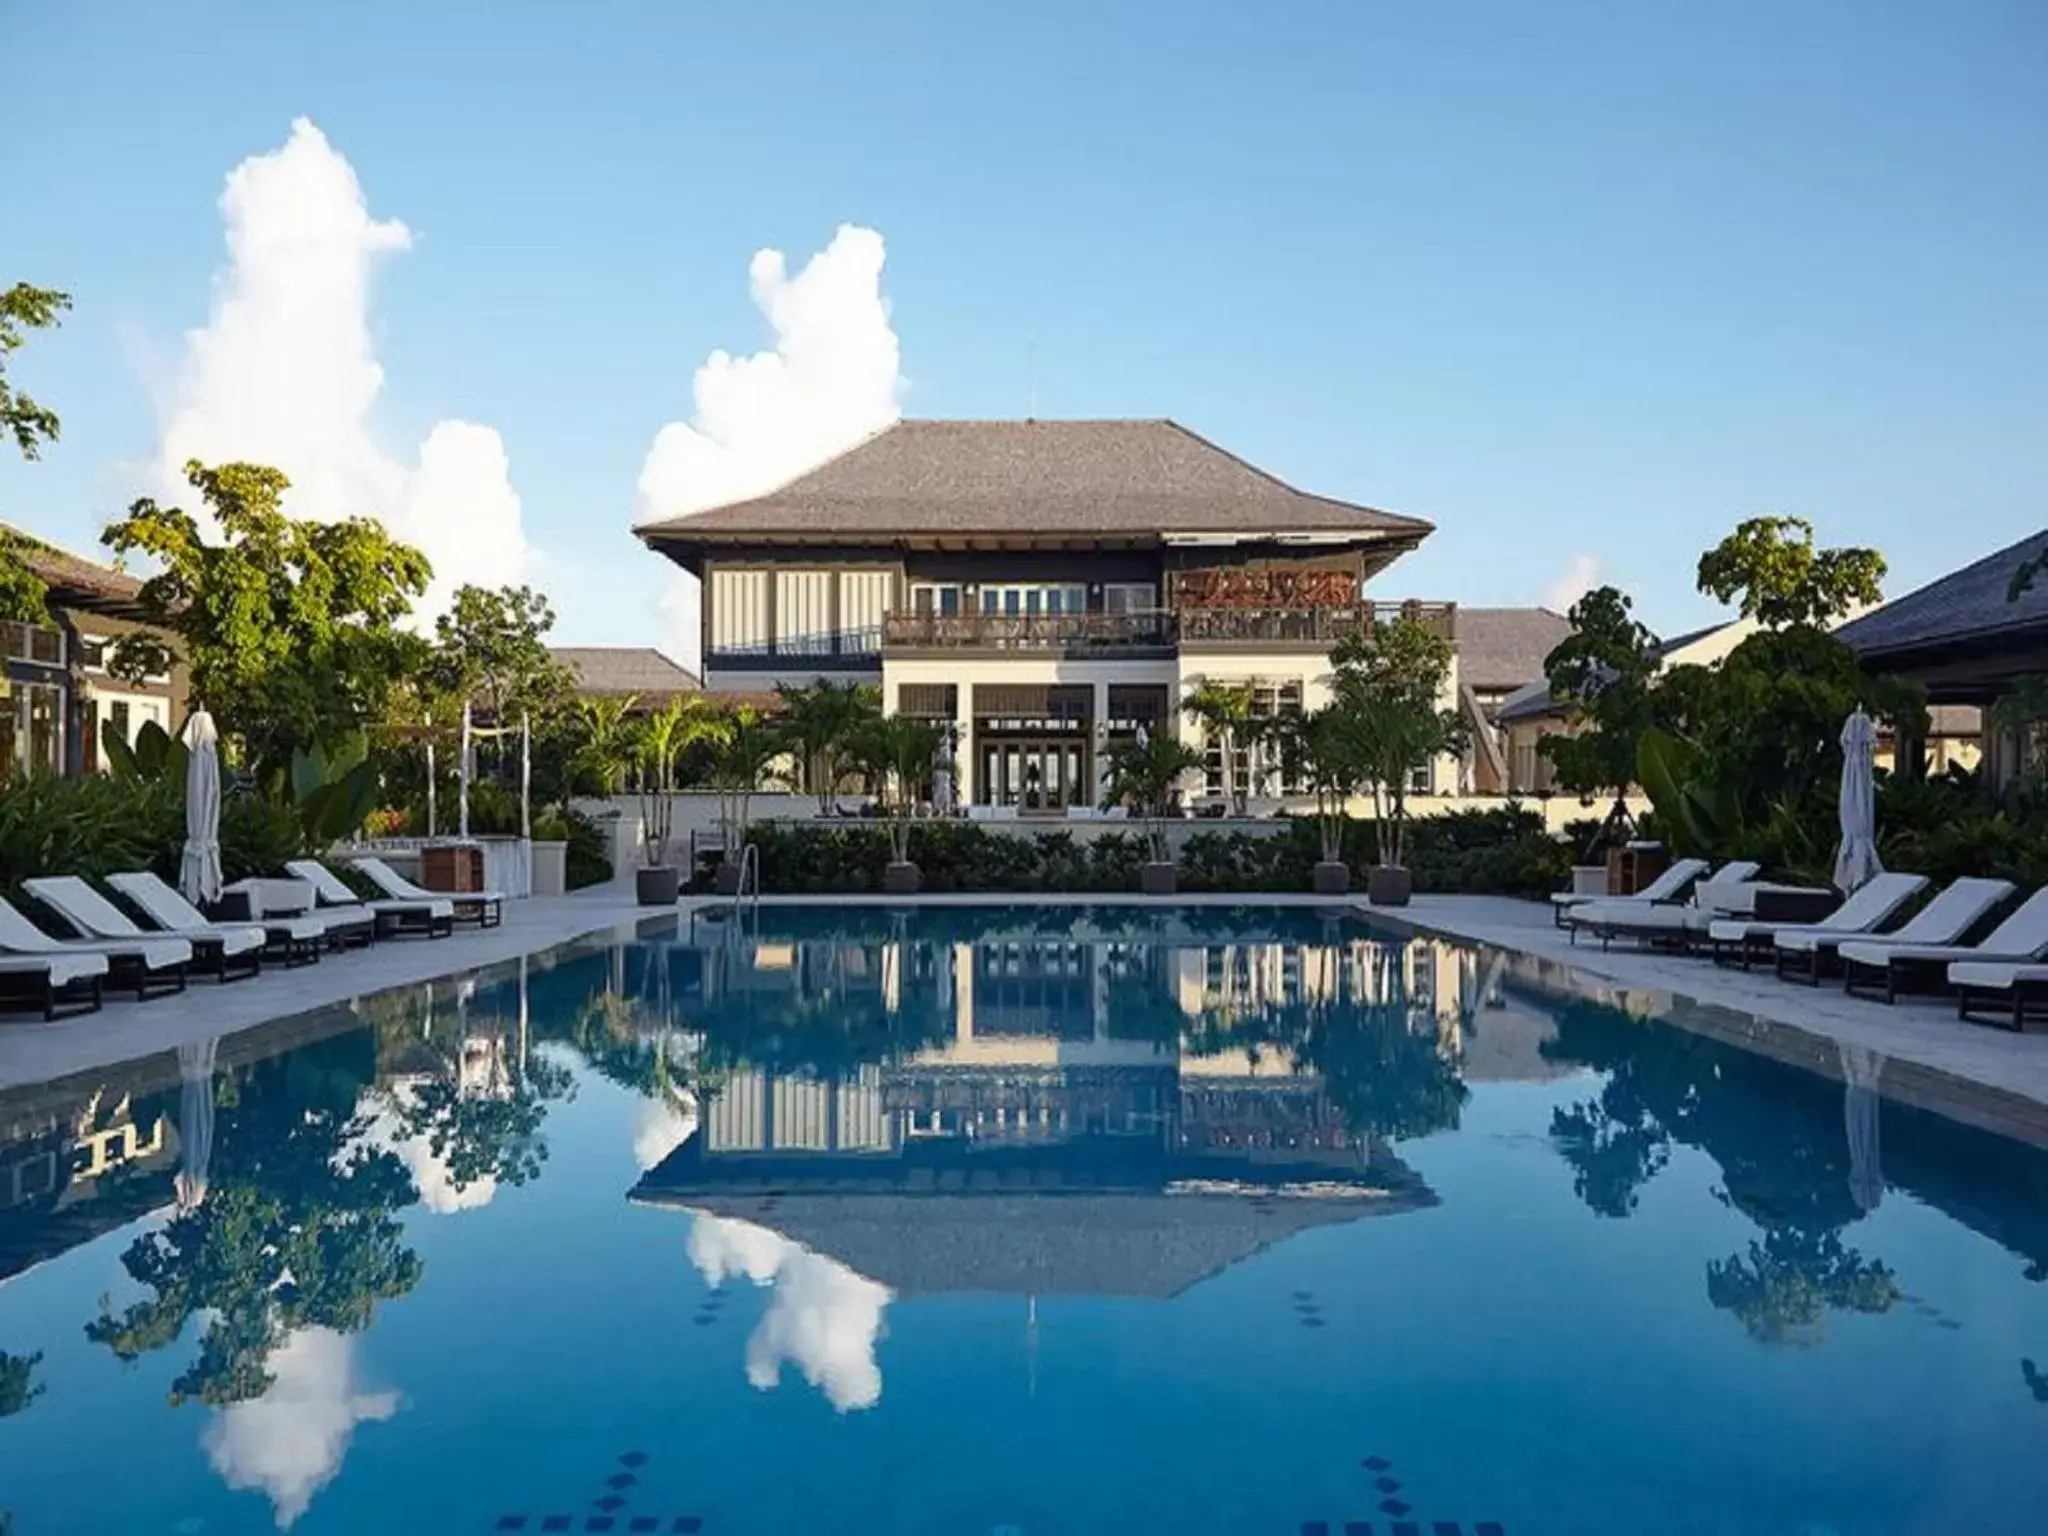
[774,680,880,814]
[1183,680,1255,815]
[1101,730,1205,868]
[634,695,722,868]
[852,715,945,865]
[707,703,784,854]
[572,694,637,796]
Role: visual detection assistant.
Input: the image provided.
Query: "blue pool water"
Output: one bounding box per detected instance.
[2,904,2046,1535]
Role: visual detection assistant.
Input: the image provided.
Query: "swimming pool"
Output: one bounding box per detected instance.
[2,903,2045,1534]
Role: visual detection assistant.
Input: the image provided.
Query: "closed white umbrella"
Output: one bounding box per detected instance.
[176,1035,219,1213]
[1833,707,1882,894]
[179,709,223,907]
[1839,1041,1886,1214]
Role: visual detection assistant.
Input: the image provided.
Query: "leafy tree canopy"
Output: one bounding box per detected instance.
[1696,515,1886,631]
[102,460,432,771]
[1536,585,1665,805]
[0,528,52,625]
[1,282,70,460]
[423,583,573,725]
[1326,615,1466,865]
[776,679,880,813]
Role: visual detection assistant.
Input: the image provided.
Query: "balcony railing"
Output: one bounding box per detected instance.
[882,610,1176,652]
[879,602,1454,652]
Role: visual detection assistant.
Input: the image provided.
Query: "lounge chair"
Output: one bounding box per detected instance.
[1950,961,2048,1032]
[24,875,264,983]
[1550,858,1726,928]
[1703,873,1929,970]
[0,952,108,1019]
[349,856,503,929]
[0,892,190,999]
[1839,887,2048,1003]
[284,860,454,939]
[1565,860,1752,949]
[106,871,328,968]
[1771,877,2014,984]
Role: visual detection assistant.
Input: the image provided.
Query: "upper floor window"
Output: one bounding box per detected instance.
[980,583,1088,617]
[5,622,63,668]
[910,583,962,616]
[1103,582,1158,614]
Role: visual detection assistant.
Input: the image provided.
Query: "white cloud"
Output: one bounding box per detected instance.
[635,225,905,668]
[1543,554,1603,613]
[687,1211,892,1413]
[153,117,530,619]
[204,1327,400,1528]
[632,1093,699,1171]
[355,1086,498,1215]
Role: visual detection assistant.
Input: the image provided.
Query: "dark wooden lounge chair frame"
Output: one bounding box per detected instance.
[1956,976,2048,1033]
[0,967,105,1020]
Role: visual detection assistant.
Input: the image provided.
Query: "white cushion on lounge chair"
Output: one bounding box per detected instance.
[1707,872,1927,947]
[107,871,323,945]
[1949,962,2048,991]
[1776,878,2014,956]
[0,892,190,971]
[0,952,109,986]
[1839,887,2048,971]
[28,875,265,958]
[285,860,455,920]
[350,856,502,906]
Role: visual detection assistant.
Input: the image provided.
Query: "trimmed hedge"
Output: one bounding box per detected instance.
[730,806,1573,898]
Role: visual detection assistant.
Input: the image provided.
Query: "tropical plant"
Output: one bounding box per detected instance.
[99,717,188,784]
[1,281,70,460]
[776,679,880,813]
[0,1350,44,1419]
[278,737,382,851]
[852,714,945,863]
[1327,615,1466,868]
[1182,680,1256,815]
[631,696,715,868]
[707,703,785,855]
[1100,731,1204,864]
[1274,704,1368,865]
[101,460,432,773]
[570,694,638,795]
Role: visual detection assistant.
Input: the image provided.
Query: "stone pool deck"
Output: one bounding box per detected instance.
[1387,894,2048,1146]
[4,887,2047,1146]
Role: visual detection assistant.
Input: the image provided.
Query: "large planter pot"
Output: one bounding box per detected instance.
[531,839,568,897]
[636,865,681,906]
[1313,860,1351,896]
[1367,864,1413,907]
[712,862,744,897]
[1140,862,1178,897]
[883,860,922,895]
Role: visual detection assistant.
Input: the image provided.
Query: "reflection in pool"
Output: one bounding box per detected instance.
[1,904,2045,1534]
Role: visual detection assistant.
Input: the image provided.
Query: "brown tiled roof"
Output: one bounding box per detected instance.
[0,521,143,606]
[1836,529,2048,660]
[550,647,699,696]
[635,419,1433,547]
[1455,607,1573,692]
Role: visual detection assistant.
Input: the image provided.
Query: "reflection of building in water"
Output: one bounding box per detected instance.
[0,1088,178,1282]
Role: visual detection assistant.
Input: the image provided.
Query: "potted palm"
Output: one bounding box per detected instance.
[1327,616,1467,907]
[853,715,945,893]
[1278,705,1368,896]
[1182,679,1255,816]
[774,679,877,815]
[1101,730,1205,895]
[631,698,694,905]
[708,704,782,895]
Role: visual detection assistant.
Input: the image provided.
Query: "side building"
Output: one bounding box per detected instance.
[639,417,1509,811]
[1,525,186,779]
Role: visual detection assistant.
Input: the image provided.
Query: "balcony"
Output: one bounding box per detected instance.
[882,610,1175,654]
[880,602,1454,654]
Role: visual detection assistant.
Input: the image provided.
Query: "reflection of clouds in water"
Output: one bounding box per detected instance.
[688,1213,891,1412]
[204,1326,399,1528]
[633,1094,698,1171]
[355,1092,497,1215]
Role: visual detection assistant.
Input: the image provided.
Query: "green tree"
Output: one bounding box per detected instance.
[632,695,719,867]
[707,703,786,852]
[1696,515,1886,631]
[1328,616,1466,868]
[776,680,880,813]
[570,694,639,796]
[0,529,52,625]
[1275,702,1370,866]
[1,282,71,460]
[0,1350,44,1419]
[1101,730,1204,866]
[1536,586,1663,843]
[1183,680,1256,815]
[424,583,574,726]
[102,461,432,771]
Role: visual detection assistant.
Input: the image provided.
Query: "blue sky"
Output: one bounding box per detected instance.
[3,0,2044,651]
